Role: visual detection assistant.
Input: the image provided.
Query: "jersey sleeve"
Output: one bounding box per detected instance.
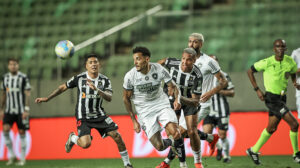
[24,76,31,90]
[165,57,180,70]
[208,58,221,74]
[192,76,202,95]
[66,75,78,88]
[161,65,172,83]
[123,71,134,90]
[253,58,268,72]
[104,78,113,93]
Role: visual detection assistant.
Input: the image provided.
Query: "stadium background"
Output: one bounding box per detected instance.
[1,0,300,167]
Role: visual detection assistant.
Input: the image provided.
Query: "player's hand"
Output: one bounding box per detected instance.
[256,89,265,101]
[133,120,141,133]
[294,83,300,90]
[173,100,181,110]
[200,92,212,103]
[22,111,29,120]
[35,97,48,103]
[87,79,97,90]
[0,110,4,121]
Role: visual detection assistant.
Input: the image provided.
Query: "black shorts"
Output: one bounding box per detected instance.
[3,113,30,130]
[203,115,229,131]
[77,116,118,138]
[265,92,289,119]
[170,100,199,116]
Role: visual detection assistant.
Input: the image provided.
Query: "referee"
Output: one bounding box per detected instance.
[0,58,31,166]
[246,39,300,165]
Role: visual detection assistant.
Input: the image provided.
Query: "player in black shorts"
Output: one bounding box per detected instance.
[35,53,133,168]
[0,58,31,166]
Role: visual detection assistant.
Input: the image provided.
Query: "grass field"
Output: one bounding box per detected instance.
[0,155,299,168]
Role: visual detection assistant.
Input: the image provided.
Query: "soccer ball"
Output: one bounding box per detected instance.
[55,40,75,59]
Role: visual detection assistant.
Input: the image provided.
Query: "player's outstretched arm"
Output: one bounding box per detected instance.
[35,84,68,103]
[0,90,6,120]
[219,88,235,97]
[123,89,140,133]
[86,79,112,102]
[167,81,181,110]
[247,68,264,101]
[157,58,167,65]
[201,71,228,102]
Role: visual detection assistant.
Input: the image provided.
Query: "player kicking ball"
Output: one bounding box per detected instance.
[35,53,133,168]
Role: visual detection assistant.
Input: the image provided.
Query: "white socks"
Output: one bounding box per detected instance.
[20,134,26,161]
[71,134,79,145]
[192,149,202,163]
[3,132,15,158]
[221,138,230,158]
[119,150,131,166]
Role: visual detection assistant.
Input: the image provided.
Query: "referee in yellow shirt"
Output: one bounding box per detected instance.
[246,39,300,165]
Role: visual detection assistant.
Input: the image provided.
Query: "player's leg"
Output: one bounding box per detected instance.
[65,120,92,153]
[107,130,132,168]
[282,111,300,163]
[202,115,219,156]
[186,114,202,166]
[16,113,30,166]
[218,129,230,163]
[297,96,300,119]
[3,114,17,165]
[247,115,280,165]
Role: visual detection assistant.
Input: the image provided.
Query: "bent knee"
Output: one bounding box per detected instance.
[291,122,299,132]
[187,129,197,137]
[172,131,181,140]
[266,127,277,134]
[81,142,91,149]
[154,143,165,151]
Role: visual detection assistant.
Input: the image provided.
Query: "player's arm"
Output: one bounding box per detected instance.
[157,58,167,66]
[166,81,181,110]
[123,89,140,133]
[247,67,264,101]
[200,71,228,102]
[219,88,235,97]
[22,90,31,119]
[35,84,68,103]
[0,90,6,120]
[291,73,300,90]
[86,79,112,102]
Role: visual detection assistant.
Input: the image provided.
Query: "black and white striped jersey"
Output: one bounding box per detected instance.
[211,71,234,118]
[164,58,203,98]
[1,72,31,114]
[66,72,113,120]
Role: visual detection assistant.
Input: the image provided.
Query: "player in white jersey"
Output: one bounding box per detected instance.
[291,48,300,119]
[188,33,228,156]
[123,47,190,159]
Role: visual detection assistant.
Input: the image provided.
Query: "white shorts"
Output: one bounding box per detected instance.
[197,105,210,122]
[179,110,187,130]
[138,107,178,139]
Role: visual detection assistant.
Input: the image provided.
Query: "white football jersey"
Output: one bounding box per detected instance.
[195,53,221,106]
[292,48,300,97]
[123,63,172,114]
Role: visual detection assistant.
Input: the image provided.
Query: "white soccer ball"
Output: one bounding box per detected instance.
[55,40,75,59]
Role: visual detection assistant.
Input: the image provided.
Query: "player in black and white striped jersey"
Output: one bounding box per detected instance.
[35,53,133,168]
[203,55,235,163]
[0,58,31,166]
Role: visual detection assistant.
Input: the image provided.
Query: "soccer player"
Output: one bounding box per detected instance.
[202,55,235,163]
[35,53,133,168]
[123,46,187,166]
[156,48,203,168]
[291,48,300,119]
[0,58,31,166]
[246,39,300,165]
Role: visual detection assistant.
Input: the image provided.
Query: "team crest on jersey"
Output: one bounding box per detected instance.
[145,76,149,81]
[152,73,158,80]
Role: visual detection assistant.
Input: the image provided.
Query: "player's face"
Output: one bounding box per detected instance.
[133,52,149,72]
[188,37,202,50]
[8,60,19,74]
[85,57,99,74]
[273,40,287,57]
[181,53,195,72]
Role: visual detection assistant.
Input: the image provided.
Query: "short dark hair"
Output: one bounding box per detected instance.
[84,53,99,64]
[133,46,151,57]
[8,58,19,64]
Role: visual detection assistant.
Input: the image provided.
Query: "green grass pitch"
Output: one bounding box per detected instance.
[0,155,299,168]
